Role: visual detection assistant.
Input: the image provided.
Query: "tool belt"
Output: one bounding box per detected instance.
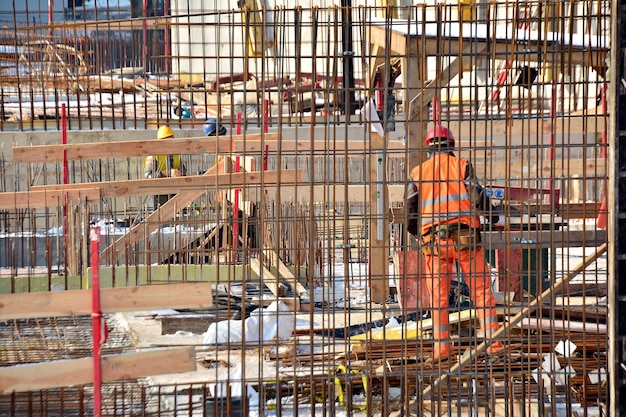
[420,224,481,256]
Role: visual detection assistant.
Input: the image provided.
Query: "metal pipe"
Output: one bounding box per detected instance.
[341,0,356,115]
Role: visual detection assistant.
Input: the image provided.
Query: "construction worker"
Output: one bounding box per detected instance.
[203,118,227,136]
[406,124,503,362]
[144,125,186,210]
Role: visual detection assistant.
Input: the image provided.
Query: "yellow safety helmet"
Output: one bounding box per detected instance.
[157,125,174,140]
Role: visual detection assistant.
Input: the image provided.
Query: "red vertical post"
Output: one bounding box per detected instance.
[598,83,608,229]
[62,104,68,185]
[236,113,242,135]
[601,84,608,159]
[62,104,69,277]
[90,226,103,417]
[48,0,54,39]
[264,145,269,196]
[263,99,269,133]
[431,96,441,124]
[233,156,241,249]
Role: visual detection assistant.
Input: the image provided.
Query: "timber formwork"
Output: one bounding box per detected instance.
[0,2,617,416]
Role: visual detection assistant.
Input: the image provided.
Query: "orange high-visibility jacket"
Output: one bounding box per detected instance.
[410,152,480,236]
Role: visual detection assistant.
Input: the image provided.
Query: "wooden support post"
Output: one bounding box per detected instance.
[369,133,389,303]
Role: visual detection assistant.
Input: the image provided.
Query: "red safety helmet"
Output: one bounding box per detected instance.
[425,125,455,149]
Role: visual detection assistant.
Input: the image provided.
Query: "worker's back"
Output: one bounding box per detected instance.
[411,152,478,235]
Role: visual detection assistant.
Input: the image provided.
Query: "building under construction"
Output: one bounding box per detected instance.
[0,0,624,416]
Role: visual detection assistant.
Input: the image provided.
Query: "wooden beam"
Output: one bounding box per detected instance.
[233,139,407,153]
[29,169,299,198]
[249,258,288,299]
[0,281,213,321]
[9,157,602,209]
[264,249,308,296]
[12,132,279,163]
[12,132,608,162]
[368,24,607,68]
[409,43,487,121]
[517,318,607,334]
[17,16,172,32]
[0,189,100,210]
[368,133,389,303]
[351,308,479,341]
[369,24,412,60]
[0,347,196,394]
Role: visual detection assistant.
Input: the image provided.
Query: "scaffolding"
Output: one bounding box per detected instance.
[0,1,618,416]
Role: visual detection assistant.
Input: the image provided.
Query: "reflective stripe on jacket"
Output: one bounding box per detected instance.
[410,152,480,236]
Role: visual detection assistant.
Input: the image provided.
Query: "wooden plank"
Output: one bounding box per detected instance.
[0,189,100,209]
[0,347,196,394]
[369,24,412,59]
[351,309,479,341]
[368,133,389,303]
[233,139,407,153]
[249,258,287,299]
[18,16,172,32]
[0,281,213,321]
[517,318,607,334]
[264,249,308,296]
[11,137,418,160]
[14,135,606,161]
[409,43,487,120]
[368,25,605,68]
[12,132,279,163]
[29,169,298,198]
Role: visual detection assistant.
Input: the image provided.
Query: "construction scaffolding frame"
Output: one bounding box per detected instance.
[0,1,620,415]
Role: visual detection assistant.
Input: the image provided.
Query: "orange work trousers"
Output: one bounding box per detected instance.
[423,237,500,351]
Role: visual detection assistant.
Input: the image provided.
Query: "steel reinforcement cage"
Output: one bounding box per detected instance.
[0,1,619,416]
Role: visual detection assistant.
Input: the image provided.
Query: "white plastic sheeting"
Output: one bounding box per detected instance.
[203,300,295,345]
